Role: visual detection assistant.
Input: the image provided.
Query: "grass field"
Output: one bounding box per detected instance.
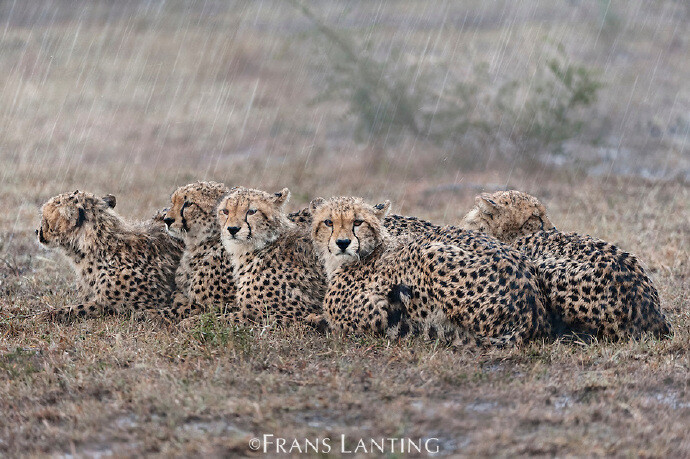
[1,1,688,456]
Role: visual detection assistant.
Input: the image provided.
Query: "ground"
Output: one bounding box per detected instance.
[1,172,687,458]
[0,1,688,456]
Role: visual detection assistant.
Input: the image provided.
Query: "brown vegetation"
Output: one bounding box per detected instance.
[0,1,688,456]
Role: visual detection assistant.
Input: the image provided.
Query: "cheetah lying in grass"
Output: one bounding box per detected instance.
[37,191,182,320]
[157,181,323,324]
[155,181,431,325]
[309,196,555,347]
[460,190,671,339]
[156,181,238,323]
[217,186,327,327]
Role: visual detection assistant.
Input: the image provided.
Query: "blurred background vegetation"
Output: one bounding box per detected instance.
[0,0,687,199]
[296,0,603,164]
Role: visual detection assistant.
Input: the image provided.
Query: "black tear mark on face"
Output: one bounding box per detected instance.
[180,201,192,232]
[352,230,360,255]
[244,211,253,240]
[76,208,86,227]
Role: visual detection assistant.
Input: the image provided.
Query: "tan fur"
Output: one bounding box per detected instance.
[311,197,554,347]
[459,190,671,339]
[156,181,238,323]
[309,196,390,277]
[37,190,182,320]
[217,187,326,326]
[459,190,555,243]
[156,182,321,324]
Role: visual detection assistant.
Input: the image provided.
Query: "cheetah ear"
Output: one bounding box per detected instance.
[373,200,391,219]
[532,202,549,217]
[151,208,167,223]
[476,194,497,215]
[309,197,326,213]
[272,188,290,208]
[102,194,116,208]
[62,206,86,228]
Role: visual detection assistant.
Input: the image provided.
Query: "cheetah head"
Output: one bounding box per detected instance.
[163,181,229,243]
[37,190,117,250]
[459,190,555,243]
[217,186,291,254]
[310,196,391,276]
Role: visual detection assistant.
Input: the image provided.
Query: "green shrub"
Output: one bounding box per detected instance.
[497,43,603,156]
[293,1,602,160]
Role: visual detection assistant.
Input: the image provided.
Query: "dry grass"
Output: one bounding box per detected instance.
[0,1,688,456]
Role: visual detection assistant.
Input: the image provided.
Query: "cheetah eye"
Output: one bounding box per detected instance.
[220,209,229,215]
[181,201,194,217]
[324,219,333,227]
[246,209,257,216]
[353,219,363,227]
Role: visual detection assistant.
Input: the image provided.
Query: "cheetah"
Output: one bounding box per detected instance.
[156,181,238,322]
[36,190,182,320]
[217,187,326,327]
[460,190,671,339]
[309,196,555,347]
[157,181,320,323]
[459,190,555,242]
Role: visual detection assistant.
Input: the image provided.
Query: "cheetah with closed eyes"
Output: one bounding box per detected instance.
[310,196,555,347]
[37,190,182,320]
[460,190,671,339]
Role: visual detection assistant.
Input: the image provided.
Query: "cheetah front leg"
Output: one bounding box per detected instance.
[304,313,330,333]
[42,300,113,323]
[151,291,205,325]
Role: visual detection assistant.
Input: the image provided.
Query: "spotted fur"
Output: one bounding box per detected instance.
[155,183,336,324]
[460,190,671,339]
[217,187,326,327]
[156,181,238,323]
[37,190,182,320]
[310,197,554,347]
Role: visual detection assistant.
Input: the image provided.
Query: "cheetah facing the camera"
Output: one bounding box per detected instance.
[310,197,554,347]
[157,181,322,324]
[460,190,671,339]
[217,186,327,327]
[37,191,182,319]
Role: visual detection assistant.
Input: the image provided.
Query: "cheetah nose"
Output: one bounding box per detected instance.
[163,217,175,227]
[336,238,351,251]
[227,226,241,236]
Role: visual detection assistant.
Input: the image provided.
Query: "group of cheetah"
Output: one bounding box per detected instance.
[36,182,671,347]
